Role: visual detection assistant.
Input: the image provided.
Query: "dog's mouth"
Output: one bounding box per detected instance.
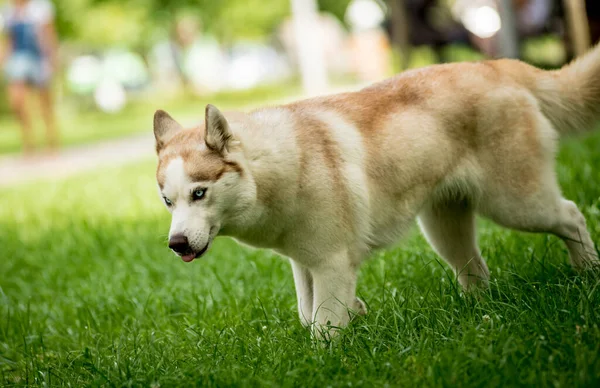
[174,227,218,263]
[179,242,210,263]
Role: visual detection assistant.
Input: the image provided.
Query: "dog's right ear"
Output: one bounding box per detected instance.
[153,110,183,153]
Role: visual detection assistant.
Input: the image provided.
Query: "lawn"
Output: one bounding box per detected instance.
[0,128,599,386]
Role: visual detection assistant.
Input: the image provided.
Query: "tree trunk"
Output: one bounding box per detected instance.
[563,0,591,57]
[388,0,411,70]
[497,0,520,59]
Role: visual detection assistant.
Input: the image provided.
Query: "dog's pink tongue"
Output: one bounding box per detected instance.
[181,254,195,263]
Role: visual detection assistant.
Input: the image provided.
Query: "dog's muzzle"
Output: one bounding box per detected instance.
[168,234,210,262]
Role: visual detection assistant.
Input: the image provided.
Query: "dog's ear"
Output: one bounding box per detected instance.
[205,104,233,154]
[154,110,183,153]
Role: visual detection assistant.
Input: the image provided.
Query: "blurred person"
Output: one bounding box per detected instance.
[389,0,554,60]
[148,18,192,94]
[0,0,59,156]
[150,15,225,95]
[278,12,352,78]
[384,0,474,63]
[463,0,554,59]
[515,0,553,36]
[167,15,199,88]
[345,0,392,82]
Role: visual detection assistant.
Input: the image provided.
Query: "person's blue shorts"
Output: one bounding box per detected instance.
[3,52,51,87]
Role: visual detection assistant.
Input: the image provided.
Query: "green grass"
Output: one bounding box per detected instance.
[0,81,301,156]
[0,129,599,387]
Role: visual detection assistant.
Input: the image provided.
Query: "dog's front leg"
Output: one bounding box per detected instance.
[310,251,360,340]
[290,259,313,327]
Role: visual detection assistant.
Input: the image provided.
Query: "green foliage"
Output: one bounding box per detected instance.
[318,0,353,25]
[0,121,599,386]
[216,0,290,42]
[53,0,158,50]
[50,0,355,49]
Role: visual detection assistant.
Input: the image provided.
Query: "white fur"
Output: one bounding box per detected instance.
[162,158,214,251]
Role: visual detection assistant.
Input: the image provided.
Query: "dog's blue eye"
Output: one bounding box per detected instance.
[163,197,172,206]
[192,188,206,201]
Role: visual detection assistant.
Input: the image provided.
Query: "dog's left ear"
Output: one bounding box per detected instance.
[154,110,183,153]
[205,104,233,154]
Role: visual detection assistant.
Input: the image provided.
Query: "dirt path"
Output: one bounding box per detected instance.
[0,133,156,187]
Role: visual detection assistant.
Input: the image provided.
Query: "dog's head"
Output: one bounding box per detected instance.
[153,105,255,262]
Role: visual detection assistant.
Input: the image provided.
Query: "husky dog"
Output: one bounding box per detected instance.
[153,44,600,338]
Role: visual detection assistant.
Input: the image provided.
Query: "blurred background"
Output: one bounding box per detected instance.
[0,0,599,183]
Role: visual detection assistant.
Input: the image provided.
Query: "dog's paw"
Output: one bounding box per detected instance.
[310,321,339,343]
[353,297,367,317]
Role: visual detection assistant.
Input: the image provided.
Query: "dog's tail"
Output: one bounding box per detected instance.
[532,43,600,136]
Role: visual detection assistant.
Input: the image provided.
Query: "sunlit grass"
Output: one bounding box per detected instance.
[0,126,599,385]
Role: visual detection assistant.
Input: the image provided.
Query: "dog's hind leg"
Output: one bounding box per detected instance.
[481,191,599,270]
[478,159,598,270]
[554,199,599,269]
[418,198,490,289]
[475,107,598,270]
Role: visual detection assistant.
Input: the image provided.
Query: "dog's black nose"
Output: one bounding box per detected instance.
[169,234,190,254]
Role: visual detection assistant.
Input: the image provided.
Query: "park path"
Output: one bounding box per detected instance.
[0,84,364,188]
[0,133,156,187]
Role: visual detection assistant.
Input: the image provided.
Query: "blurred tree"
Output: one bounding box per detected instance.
[318,0,353,25]
[48,0,354,49]
[215,0,290,43]
[53,0,152,50]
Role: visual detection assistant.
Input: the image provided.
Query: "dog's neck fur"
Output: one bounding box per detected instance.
[218,107,300,250]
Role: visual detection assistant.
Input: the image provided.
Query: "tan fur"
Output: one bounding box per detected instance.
[153,44,600,340]
[156,125,242,189]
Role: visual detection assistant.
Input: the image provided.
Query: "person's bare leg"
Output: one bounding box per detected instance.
[8,83,34,155]
[39,86,58,152]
